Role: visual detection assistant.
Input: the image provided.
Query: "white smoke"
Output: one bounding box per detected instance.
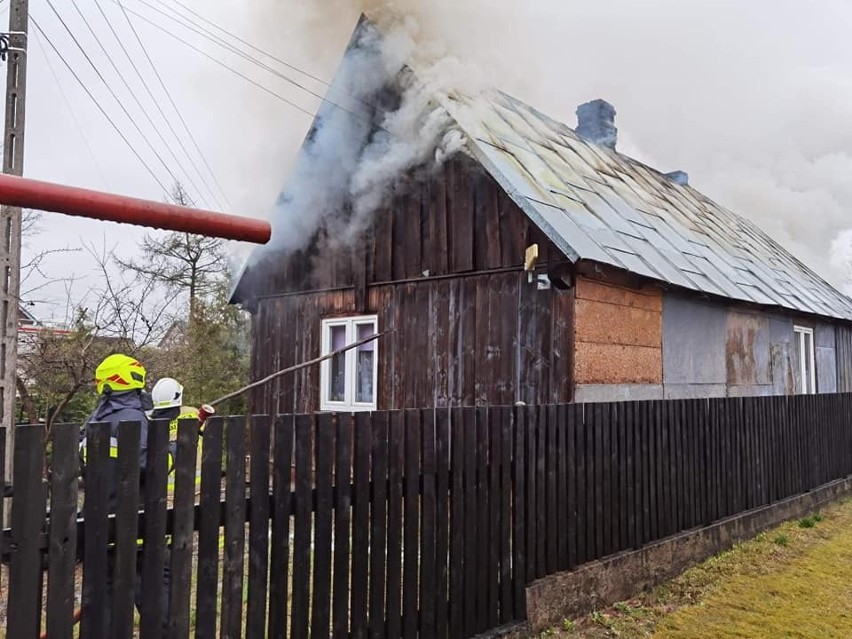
[241,0,852,293]
[831,230,852,288]
[343,58,470,242]
[254,16,473,260]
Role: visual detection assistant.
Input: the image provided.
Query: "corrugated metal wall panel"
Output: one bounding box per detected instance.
[837,325,852,393]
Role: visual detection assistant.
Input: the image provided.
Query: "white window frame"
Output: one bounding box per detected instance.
[794,325,816,395]
[320,315,378,412]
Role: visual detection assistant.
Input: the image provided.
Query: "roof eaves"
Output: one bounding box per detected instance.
[461,136,582,262]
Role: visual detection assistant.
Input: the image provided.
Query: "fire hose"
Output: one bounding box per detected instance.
[41,331,388,638]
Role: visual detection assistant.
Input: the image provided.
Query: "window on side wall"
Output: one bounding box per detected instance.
[320,315,378,412]
[794,326,816,395]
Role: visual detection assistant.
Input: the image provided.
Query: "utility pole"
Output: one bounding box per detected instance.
[1,0,28,509]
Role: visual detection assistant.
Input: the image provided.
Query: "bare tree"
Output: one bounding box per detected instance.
[115,183,227,322]
[16,241,173,432]
[84,241,174,347]
[15,210,84,425]
[15,180,247,428]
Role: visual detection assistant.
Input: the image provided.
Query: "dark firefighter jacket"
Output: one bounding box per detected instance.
[81,390,153,513]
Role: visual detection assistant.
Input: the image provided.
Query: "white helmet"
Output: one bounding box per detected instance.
[152,377,184,410]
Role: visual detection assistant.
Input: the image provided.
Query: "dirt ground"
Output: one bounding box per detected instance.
[542,497,852,638]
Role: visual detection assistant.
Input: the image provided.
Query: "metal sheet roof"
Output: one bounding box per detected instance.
[446,92,852,321]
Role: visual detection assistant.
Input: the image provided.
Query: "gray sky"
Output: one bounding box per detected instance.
[12,0,852,323]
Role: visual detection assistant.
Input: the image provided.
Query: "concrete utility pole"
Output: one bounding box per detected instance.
[1,0,28,501]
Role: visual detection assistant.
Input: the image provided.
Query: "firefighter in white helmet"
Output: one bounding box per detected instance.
[149,377,224,552]
[149,377,207,495]
[150,377,200,435]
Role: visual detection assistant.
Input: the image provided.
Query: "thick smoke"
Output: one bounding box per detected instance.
[253,14,469,261]
[246,0,852,293]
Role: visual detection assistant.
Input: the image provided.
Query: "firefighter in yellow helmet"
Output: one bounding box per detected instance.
[79,354,170,634]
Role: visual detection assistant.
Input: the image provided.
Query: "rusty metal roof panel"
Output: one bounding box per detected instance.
[449,92,852,320]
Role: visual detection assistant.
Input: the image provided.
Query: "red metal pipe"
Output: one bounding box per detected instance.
[0,173,271,244]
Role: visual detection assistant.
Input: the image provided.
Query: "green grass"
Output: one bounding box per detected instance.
[772,533,789,546]
[798,514,821,528]
[542,499,852,638]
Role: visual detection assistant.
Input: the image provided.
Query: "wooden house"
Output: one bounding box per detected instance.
[232,21,852,415]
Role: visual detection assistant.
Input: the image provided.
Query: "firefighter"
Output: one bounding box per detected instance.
[149,377,204,495]
[149,377,226,553]
[80,354,170,634]
[150,377,200,437]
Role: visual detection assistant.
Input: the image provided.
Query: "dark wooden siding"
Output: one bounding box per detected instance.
[250,274,574,414]
[237,155,562,303]
[245,152,574,412]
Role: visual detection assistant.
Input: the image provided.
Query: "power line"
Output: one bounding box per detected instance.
[144,0,376,114]
[43,0,184,195]
[110,2,318,119]
[31,26,111,191]
[142,0,342,108]
[29,15,171,195]
[91,0,231,211]
[111,0,235,211]
[67,0,216,208]
[162,0,391,121]
[113,0,378,126]
[168,0,330,88]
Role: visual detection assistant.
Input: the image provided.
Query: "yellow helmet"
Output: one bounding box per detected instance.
[94,354,146,395]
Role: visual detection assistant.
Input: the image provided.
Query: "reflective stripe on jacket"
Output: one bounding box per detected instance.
[165,406,203,493]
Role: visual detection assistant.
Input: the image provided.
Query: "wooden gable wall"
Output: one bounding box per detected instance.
[246,154,565,299]
[249,154,576,414]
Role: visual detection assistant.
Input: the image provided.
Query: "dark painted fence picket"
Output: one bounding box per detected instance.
[2,394,852,638]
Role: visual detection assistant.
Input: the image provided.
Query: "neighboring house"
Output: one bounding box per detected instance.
[232,20,852,414]
[16,306,71,373]
[157,320,188,351]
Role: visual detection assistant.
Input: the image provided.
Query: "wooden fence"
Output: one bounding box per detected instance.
[2,393,852,638]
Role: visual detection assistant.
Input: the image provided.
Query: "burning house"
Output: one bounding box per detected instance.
[232,17,852,414]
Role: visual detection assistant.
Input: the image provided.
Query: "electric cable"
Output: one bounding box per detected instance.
[112,0,237,210]
[110,2,321,119]
[43,0,186,196]
[68,0,216,208]
[30,14,171,195]
[168,0,331,88]
[113,0,379,126]
[150,0,382,114]
[31,26,112,192]
[143,0,369,111]
[95,0,233,209]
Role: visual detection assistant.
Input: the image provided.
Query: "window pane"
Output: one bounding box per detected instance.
[804,332,814,394]
[356,322,376,350]
[795,331,804,394]
[329,325,346,402]
[356,322,376,403]
[331,325,347,350]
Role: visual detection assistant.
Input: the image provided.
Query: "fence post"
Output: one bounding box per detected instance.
[47,423,81,639]
[221,416,248,638]
[140,418,170,639]
[6,424,47,639]
[81,421,111,638]
[113,421,141,639]
[168,418,200,638]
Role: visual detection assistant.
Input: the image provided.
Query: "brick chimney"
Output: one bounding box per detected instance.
[576,99,617,149]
